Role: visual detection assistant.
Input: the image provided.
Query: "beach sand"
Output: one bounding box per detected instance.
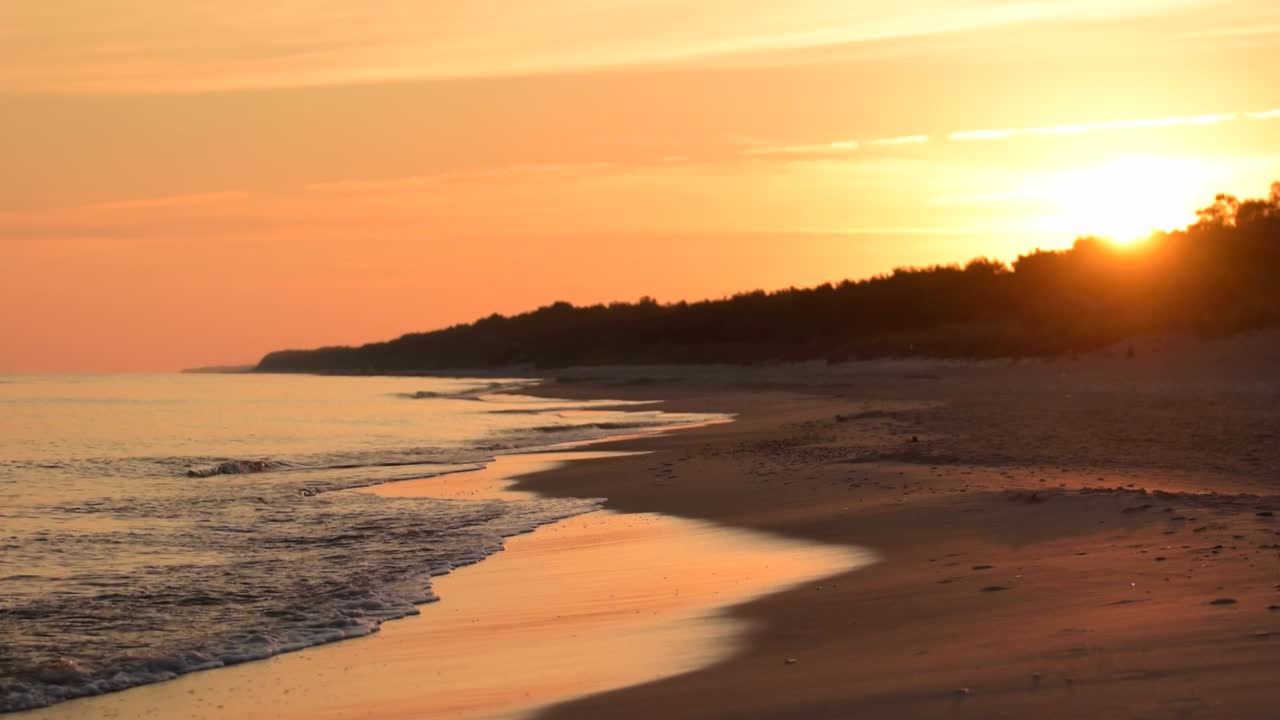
[22,333,1280,719]
[516,338,1280,719]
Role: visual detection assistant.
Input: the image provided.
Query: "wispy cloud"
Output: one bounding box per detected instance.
[949,112,1240,141]
[863,135,931,146]
[2,0,1209,94]
[744,140,861,156]
[744,135,928,157]
[744,104,1279,158]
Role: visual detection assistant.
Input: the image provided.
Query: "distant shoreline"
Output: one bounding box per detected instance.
[179,365,256,374]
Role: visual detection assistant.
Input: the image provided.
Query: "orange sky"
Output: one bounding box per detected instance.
[2,0,1279,372]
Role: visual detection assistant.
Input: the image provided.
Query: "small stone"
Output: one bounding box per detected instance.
[784,658,798,665]
[972,564,993,570]
[981,585,1008,592]
[1209,598,1237,606]
[955,687,970,697]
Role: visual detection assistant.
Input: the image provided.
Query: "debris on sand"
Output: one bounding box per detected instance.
[1209,598,1238,606]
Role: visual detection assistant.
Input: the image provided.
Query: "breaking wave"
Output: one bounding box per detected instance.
[0,490,597,713]
[185,459,296,478]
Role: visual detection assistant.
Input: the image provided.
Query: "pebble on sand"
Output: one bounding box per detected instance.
[1209,598,1238,606]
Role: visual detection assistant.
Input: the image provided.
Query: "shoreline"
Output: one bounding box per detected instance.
[20,443,868,720]
[18,347,1280,719]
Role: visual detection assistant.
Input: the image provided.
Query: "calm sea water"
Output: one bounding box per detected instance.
[0,374,723,713]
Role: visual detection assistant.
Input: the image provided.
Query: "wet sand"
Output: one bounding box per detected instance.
[23,452,866,720]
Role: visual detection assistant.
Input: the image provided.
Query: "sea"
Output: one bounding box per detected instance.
[0,373,725,713]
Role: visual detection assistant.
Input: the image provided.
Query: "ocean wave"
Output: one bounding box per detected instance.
[0,489,599,713]
[527,421,664,434]
[185,459,296,478]
[393,380,539,401]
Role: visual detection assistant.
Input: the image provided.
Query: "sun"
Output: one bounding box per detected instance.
[1048,156,1207,244]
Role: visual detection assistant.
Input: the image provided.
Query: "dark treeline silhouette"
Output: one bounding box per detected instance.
[258,182,1280,372]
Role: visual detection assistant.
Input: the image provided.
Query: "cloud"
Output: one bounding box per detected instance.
[863,135,931,146]
[2,0,1209,94]
[949,112,1240,141]
[744,140,860,156]
[743,135,928,157]
[741,105,1280,160]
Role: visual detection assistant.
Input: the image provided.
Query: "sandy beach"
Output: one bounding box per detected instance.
[518,338,1280,719]
[20,334,1280,720]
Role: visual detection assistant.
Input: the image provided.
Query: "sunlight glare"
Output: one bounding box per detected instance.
[1049,156,1207,244]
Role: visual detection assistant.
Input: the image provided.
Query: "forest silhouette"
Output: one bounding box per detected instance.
[257,182,1280,372]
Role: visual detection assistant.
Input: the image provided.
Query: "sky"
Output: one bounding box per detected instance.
[3,0,1279,372]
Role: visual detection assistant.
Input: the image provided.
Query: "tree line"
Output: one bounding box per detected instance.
[257,182,1280,372]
